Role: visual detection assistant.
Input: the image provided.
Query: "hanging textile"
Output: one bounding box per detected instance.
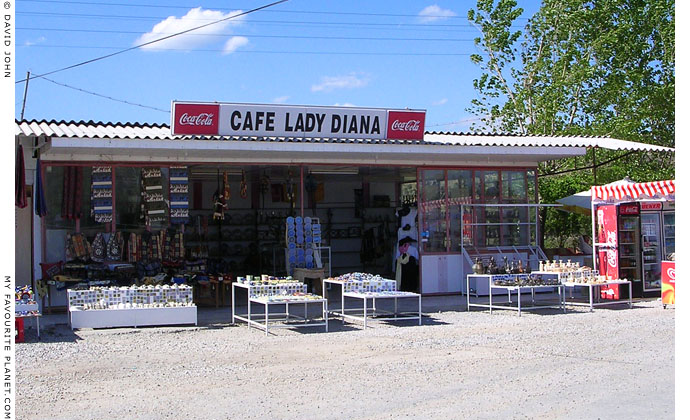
[127,233,142,263]
[15,144,27,209]
[106,231,124,261]
[142,167,167,225]
[91,233,107,262]
[34,158,47,217]
[91,166,113,223]
[169,166,189,225]
[62,166,83,220]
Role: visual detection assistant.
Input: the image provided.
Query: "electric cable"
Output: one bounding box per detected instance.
[38,76,170,113]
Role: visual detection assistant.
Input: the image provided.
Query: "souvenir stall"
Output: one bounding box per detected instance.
[591,179,675,298]
[15,101,673,313]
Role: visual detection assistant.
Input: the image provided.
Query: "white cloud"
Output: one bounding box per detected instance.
[418,5,457,23]
[433,98,448,106]
[135,7,245,51]
[24,36,46,46]
[311,73,369,93]
[273,96,290,104]
[333,103,356,107]
[222,36,249,54]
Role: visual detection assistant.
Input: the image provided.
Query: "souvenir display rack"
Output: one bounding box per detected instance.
[68,285,197,329]
[466,274,566,316]
[323,273,422,328]
[231,276,328,334]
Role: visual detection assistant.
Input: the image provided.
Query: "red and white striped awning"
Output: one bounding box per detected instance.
[591,180,675,201]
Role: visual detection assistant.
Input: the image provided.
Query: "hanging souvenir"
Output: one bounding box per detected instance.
[62,166,82,220]
[90,166,112,223]
[106,231,124,261]
[142,167,167,225]
[223,171,230,201]
[169,166,189,225]
[127,233,141,263]
[91,233,106,262]
[240,169,248,199]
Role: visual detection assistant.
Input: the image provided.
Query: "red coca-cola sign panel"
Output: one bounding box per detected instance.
[386,111,425,140]
[172,103,220,135]
[619,203,639,215]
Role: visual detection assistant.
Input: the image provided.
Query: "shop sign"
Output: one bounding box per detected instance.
[640,202,663,211]
[619,203,639,215]
[171,102,426,140]
[661,261,675,305]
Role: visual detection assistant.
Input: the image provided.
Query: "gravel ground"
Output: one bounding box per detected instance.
[17,298,674,420]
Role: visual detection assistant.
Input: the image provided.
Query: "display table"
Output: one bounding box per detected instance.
[68,285,197,329]
[323,276,422,328]
[69,306,197,329]
[15,303,41,340]
[560,280,632,311]
[531,270,633,312]
[231,281,329,334]
[466,274,565,316]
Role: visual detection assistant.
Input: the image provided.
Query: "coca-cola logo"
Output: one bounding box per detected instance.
[172,103,220,135]
[607,249,617,268]
[390,119,421,132]
[667,267,675,281]
[387,110,425,140]
[179,112,215,126]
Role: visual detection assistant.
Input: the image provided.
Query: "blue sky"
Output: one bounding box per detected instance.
[14,0,541,131]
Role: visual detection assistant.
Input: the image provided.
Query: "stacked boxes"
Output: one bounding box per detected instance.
[68,285,194,310]
[285,216,322,274]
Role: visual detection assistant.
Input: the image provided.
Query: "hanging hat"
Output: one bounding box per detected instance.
[398,236,417,247]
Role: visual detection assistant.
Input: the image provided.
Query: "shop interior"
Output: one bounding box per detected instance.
[38,163,542,309]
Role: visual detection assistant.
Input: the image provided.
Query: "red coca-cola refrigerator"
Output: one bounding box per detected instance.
[597,202,646,298]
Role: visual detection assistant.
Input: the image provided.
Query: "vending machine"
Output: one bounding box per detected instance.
[597,202,643,297]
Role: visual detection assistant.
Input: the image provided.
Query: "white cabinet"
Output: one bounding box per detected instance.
[420,254,463,294]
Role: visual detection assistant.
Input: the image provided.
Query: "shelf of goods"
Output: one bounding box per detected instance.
[531,270,633,311]
[16,286,41,340]
[466,274,565,316]
[68,285,197,329]
[231,276,328,335]
[322,272,421,328]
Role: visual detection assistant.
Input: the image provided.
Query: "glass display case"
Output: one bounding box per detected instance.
[641,213,662,291]
[663,212,675,257]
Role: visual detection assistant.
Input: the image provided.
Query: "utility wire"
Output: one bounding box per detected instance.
[15,0,288,84]
[19,0,531,20]
[20,44,480,56]
[38,76,170,113]
[17,27,488,42]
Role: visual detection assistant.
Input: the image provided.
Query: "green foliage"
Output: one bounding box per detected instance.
[467,0,675,248]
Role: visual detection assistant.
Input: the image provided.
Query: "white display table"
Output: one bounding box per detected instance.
[69,306,197,329]
[466,274,565,316]
[16,303,41,339]
[323,279,422,328]
[231,282,329,335]
[531,271,633,311]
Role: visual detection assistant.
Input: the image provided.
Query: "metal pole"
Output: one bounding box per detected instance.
[20,71,31,120]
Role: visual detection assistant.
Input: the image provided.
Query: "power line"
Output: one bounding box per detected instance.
[19,0,531,20]
[16,11,510,29]
[19,44,480,56]
[17,27,488,42]
[37,76,170,113]
[15,0,289,84]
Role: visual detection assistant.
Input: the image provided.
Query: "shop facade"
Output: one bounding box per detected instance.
[15,102,673,310]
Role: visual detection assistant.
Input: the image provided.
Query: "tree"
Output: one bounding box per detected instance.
[467,0,675,248]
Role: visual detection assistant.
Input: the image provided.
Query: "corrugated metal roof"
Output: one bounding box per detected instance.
[15,119,674,152]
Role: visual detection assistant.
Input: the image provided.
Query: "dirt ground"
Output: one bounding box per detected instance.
[16,297,674,420]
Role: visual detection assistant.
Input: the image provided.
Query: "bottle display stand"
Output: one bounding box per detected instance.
[466,274,565,316]
[231,281,328,335]
[323,274,422,328]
